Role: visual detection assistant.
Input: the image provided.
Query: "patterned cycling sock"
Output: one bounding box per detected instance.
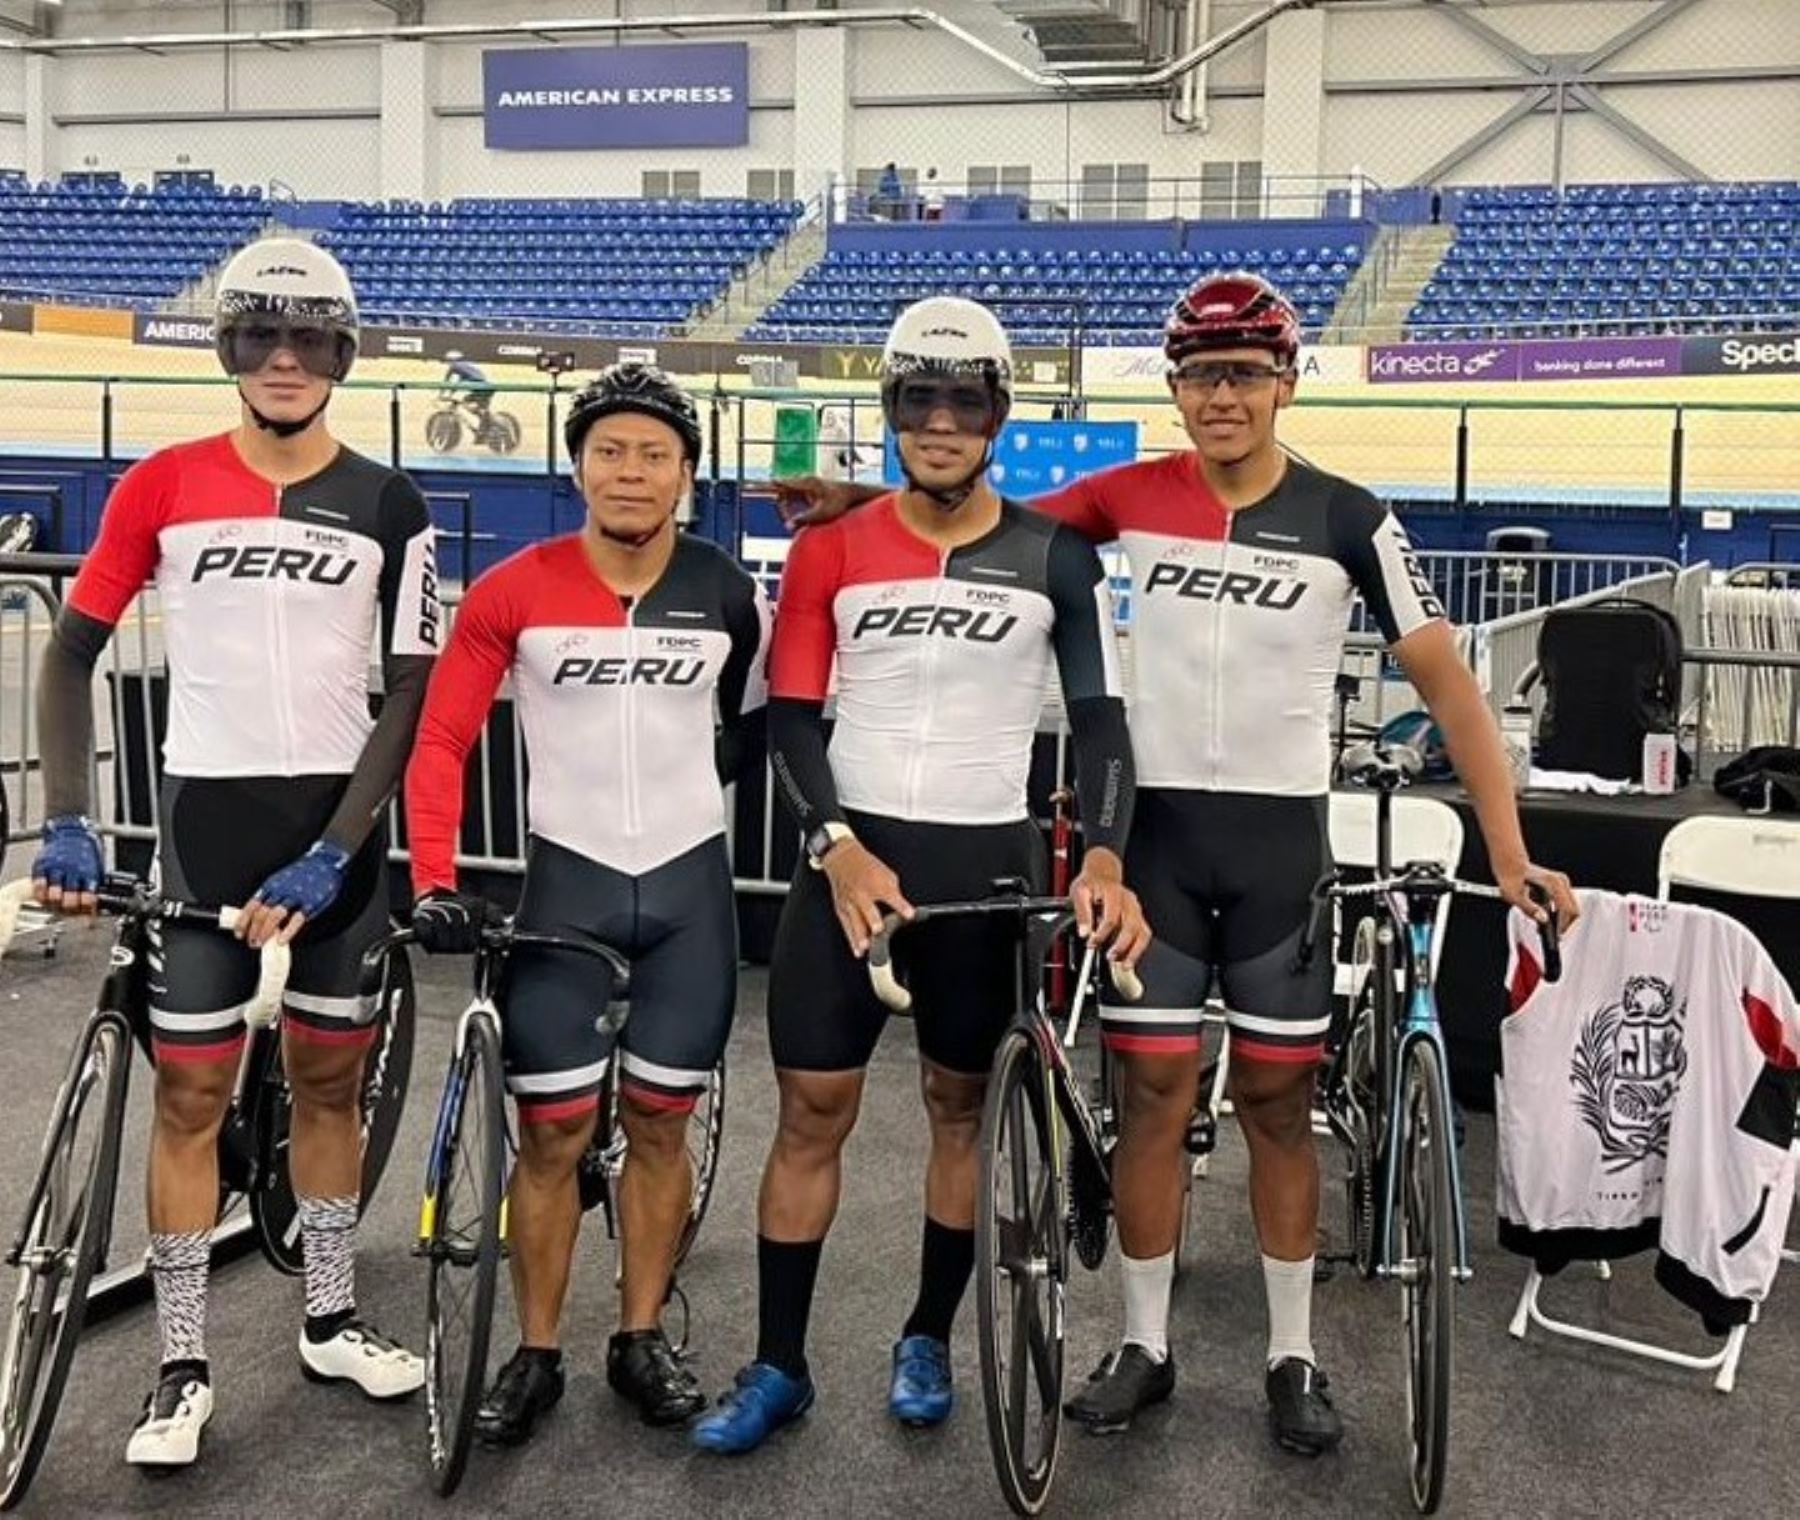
[1263,1252,1317,1369]
[900,1216,975,1346]
[149,1230,212,1369]
[298,1194,359,1340]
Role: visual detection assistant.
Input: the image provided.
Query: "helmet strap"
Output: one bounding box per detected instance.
[240,384,330,440]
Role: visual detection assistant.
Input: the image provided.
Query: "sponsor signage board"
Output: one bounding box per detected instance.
[1681,332,1800,377]
[483,44,749,150]
[882,419,1138,493]
[133,312,216,348]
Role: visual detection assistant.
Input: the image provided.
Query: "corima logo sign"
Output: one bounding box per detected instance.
[483,43,749,150]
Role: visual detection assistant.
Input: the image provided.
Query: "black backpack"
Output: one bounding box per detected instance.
[1715,746,1800,813]
[1535,597,1684,782]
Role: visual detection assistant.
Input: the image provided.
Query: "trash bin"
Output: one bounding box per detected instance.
[772,404,819,479]
[1483,526,1552,619]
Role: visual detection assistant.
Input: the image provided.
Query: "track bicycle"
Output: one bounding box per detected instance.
[0,875,415,1510]
[865,884,1143,1518]
[384,919,725,1497]
[1308,743,1562,1514]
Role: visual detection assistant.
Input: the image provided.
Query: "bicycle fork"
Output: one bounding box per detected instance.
[416,1002,511,1255]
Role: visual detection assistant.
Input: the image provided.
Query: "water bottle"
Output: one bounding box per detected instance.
[1642,730,1677,795]
[1500,702,1533,792]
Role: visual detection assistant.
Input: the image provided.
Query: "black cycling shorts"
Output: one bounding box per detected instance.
[503,833,736,1123]
[149,774,388,1065]
[768,809,1046,1077]
[1099,788,1332,1065]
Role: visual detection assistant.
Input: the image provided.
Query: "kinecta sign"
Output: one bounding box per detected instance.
[484,43,750,150]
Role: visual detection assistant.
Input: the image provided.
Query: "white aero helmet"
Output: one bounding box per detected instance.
[214,236,360,383]
[880,295,1014,412]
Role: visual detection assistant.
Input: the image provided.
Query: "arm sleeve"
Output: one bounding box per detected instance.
[402,567,517,895]
[1330,485,1446,645]
[1046,526,1134,857]
[715,567,772,785]
[323,474,443,852]
[1032,474,1116,545]
[766,526,846,830]
[42,456,166,817]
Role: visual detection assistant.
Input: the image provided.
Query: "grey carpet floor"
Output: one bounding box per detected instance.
[0,921,1794,1519]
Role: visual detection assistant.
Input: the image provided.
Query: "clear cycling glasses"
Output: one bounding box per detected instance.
[1171,360,1290,393]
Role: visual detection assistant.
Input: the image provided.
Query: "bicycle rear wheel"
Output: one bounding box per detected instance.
[1398,1039,1455,1515]
[976,1029,1066,1518]
[672,1060,724,1270]
[422,1013,507,1498]
[0,1020,129,1511]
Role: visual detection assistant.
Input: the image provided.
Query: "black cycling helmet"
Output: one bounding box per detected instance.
[564,362,702,466]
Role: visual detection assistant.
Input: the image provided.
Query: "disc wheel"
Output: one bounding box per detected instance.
[425,409,462,454]
[976,1030,1066,1518]
[1399,1038,1455,1515]
[0,1021,128,1511]
[423,1013,507,1498]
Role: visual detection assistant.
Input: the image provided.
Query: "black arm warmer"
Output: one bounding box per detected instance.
[767,695,845,832]
[1065,694,1134,860]
[322,652,432,853]
[38,607,111,819]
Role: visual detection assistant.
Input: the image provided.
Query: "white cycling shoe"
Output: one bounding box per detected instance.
[126,1364,214,1469]
[298,1318,425,1401]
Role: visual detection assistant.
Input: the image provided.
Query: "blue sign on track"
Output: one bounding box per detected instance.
[883,420,1138,494]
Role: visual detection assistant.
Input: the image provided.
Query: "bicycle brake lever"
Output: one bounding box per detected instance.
[1526,883,1563,984]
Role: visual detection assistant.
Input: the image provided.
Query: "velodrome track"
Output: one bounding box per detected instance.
[0,331,1796,509]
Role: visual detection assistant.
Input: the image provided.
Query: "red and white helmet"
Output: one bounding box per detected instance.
[1163,271,1300,369]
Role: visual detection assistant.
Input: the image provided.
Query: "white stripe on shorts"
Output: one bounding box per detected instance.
[150,1002,248,1034]
[508,1059,609,1096]
[1097,1003,1202,1026]
[619,1050,708,1091]
[1228,1008,1332,1039]
[284,988,370,1022]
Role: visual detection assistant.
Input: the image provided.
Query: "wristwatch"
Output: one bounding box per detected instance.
[805,821,855,871]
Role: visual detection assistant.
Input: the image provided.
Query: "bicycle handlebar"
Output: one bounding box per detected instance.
[1295,866,1562,984]
[865,896,1144,1013]
[360,921,632,997]
[0,875,292,1026]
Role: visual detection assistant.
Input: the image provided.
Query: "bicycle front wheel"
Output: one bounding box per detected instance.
[0,1020,129,1511]
[422,1012,507,1498]
[976,1029,1066,1518]
[1398,1039,1455,1515]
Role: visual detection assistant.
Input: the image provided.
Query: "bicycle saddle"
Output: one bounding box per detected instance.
[1339,741,1424,791]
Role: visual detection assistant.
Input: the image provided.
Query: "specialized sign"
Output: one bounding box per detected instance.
[1682,332,1800,377]
[483,44,749,150]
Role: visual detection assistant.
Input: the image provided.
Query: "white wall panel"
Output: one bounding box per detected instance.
[56,117,379,197]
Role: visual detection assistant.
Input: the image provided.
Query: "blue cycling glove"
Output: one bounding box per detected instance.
[33,814,104,896]
[252,840,352,921]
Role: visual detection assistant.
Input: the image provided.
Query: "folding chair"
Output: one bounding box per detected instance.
[1507,815,1800,1392]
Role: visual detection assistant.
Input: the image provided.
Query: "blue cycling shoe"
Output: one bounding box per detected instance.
[690,1362,815,1454]
[889,1335,953,1427]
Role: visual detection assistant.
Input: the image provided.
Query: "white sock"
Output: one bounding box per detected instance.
[1120,1250,1175,1364]
[1262,1253,1316,1369]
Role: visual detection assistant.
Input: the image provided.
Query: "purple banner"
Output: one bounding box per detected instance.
[1368,342,1521,383]
[483,44,749,150]
[1372,335,1689,385]
[1519,336,1684,381]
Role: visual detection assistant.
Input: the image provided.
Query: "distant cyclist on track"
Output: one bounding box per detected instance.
[31,237,437,1470]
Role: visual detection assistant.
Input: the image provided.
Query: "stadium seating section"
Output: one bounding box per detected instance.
[0,180,271,308]
[322,199,804,337]
[745,239,1364,348]
[1409,181,1800,339]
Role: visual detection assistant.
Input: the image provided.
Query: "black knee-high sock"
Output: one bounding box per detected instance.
[901,1216,975,1345]
[756,1235,824,1379]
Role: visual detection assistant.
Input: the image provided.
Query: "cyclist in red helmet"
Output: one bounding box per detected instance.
[774,269,1577,1456]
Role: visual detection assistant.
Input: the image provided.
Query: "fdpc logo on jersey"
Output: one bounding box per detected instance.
[1143,562,1306,611]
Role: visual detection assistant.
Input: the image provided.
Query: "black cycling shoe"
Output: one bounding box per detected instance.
[1265,1357,1344,1456]
[1061,1345,1175,1434]
[607,1329,707,1427]
[474,1347,565,1448]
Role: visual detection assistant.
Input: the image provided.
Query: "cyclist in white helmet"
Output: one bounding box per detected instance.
[692,297,1150,1454]
[32,237,436,1471]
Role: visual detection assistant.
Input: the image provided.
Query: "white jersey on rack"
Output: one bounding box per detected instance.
[1496,889,1800,1329]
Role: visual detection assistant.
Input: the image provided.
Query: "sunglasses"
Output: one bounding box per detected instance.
[222,321,349,381]
[1172,361,1290,393]
[889,377,1003,436]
